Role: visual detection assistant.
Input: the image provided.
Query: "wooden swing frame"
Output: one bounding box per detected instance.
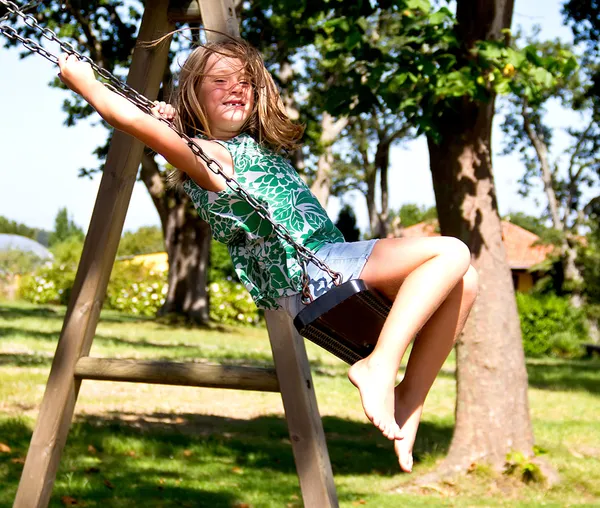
[12,1,338,506]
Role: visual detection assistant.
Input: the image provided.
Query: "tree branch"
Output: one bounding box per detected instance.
[64,1,105,66]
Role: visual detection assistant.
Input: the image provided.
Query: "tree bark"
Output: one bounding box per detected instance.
[426,0,534,473]
[161,191,212,323]
[522,103,585,307]
[139,152,211,323]
[521,103,563,230]
[311,112,348,206]
[374,140,391,238]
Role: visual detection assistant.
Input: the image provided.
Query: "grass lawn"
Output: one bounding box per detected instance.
[1,301,599,507]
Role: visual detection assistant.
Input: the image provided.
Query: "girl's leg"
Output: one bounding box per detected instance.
[393,264,478,471]
[347,236,476,442]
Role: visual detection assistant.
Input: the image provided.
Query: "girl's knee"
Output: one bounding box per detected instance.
[442,237,471,273]
[463,265,479,298]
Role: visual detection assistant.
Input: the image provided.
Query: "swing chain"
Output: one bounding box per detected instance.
[0,0,344,300]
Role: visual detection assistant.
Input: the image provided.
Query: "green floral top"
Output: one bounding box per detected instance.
[183,133,344,309]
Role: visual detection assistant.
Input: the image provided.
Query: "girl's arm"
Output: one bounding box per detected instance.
[57,53,232,192]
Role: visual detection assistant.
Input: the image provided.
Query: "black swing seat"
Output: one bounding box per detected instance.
[293,279,392,365]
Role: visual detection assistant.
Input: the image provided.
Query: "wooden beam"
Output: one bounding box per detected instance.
[13,2,175,507]
[198,0,240,41]
[168,0,203,22]
[75,357,280,392]
[265,310,339,507]
[167,0,239,39]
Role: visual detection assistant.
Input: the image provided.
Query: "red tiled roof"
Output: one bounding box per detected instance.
[400,220,554,270]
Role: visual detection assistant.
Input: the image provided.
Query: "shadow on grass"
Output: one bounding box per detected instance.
[526,359,600,395]
[0,304,62,321]
[0,303,151,325]
[0,325,213,354]
[0,411,453,506]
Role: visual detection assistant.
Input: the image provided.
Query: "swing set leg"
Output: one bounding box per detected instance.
[265,310,339,508]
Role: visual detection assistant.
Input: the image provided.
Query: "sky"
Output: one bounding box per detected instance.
[0,0,584,236]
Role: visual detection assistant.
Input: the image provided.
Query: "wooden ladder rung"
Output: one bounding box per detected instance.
[75,357,280,392]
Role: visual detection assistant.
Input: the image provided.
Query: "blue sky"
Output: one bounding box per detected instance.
[0,0,582,235]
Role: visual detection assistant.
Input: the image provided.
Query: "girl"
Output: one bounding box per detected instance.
[57,38,478,473]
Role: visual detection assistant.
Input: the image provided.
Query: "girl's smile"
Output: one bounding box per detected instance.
[198,54,254,139]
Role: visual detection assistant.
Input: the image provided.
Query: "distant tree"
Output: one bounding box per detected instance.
[503,211,549,238]
[36,230,50,247]
[393,204,438,228]
[563,0,600,97]
[335,204,361,242]
[117,226,165,257]
[50,236,84,268]
[0,215,39,240]
[48,208,84,247]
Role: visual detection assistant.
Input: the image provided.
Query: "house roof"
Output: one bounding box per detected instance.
[400,220,554,270]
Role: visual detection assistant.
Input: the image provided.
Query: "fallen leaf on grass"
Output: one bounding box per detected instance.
[103,479,114,490]
[231,467,243,475]
[0,443,11,453]
[87,445,97,454]
[11,457,25,464]
[126,450,136,457]
[183,449,193,457]
[61,496,78,506]
[233,503,251,508]
[352,500,366,506]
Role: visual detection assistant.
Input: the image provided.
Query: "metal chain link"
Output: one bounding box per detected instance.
[0,0,37,23]
[0,0,343,301]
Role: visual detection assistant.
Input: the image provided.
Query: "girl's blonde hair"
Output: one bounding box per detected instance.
[170,38,304,179]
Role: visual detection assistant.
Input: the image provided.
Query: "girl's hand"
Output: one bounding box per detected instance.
[151,101,176,123]
[58,53,97,96]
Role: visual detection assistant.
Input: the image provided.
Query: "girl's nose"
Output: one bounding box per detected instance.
[230,81,244,93]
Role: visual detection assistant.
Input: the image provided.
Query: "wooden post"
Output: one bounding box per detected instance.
[265,310,339,508]
[198,0,240,40]
[13,2,174,506]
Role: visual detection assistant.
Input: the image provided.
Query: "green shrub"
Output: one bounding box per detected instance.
[20,263,76,305]
[209,240,236,282]
[21,257,259,325]
[105,262,167,317]
[208,280,261,326]
[516,292,588,358]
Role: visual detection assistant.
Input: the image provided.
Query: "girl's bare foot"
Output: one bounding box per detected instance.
[348,357,403,440]
[393,382,423,472]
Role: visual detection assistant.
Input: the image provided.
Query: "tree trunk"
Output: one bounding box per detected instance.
[161,193,211,323]
[355,131,378,238]
[311,112,348,206]
[375,140,391,238]
[522,104,585,307]
[139,153,211,323]
[426,0,534,472]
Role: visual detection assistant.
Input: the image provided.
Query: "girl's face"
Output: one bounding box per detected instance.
[198,54,254,139]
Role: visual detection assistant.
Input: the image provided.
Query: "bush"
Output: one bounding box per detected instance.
[516,292,588,358]
[209,240,236,282]
[208,279,261,326]
[20,263,76,305]
[105,261,168,317]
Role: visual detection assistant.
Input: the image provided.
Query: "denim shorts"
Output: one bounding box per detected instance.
[276,239,378,318]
